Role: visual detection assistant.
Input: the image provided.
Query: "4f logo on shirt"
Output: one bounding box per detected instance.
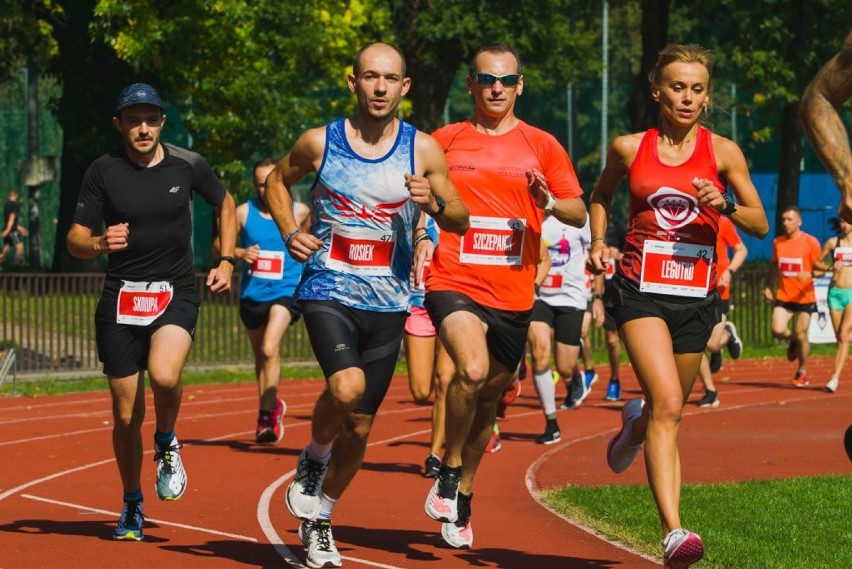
[647,187,699,230]
[169,186,181,193]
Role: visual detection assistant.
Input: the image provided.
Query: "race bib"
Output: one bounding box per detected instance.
[778,257,803,278]
[640,240,713,297]
[541,273,564,289]
[327,224,395,276]
[417,260,431,291]
[249,250,285,280]
[116,280,174,326]
[834,247,852,267]
[459,216,526,266]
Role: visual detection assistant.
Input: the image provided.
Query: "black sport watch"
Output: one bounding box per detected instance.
[433,195,446,216]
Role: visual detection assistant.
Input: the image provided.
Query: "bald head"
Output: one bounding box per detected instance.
[353,42,407,78]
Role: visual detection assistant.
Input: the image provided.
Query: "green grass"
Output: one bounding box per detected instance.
[542,475,852,569]
[1,360,411,397]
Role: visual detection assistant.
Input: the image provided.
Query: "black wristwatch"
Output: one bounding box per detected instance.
[216,256,237,266]
[720,194,737,216]
[432,195,446,216]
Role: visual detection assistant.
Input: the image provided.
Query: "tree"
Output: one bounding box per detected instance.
[91,0,389,198]
[389,0,600,132]
[625,0,670,132]
[705,0,852,235]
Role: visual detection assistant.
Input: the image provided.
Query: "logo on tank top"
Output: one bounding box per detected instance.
[326,187,409,221]
[647,187,699,230]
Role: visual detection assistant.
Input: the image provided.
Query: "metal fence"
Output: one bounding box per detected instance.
[0,270,779,377]
[0,272,315,376]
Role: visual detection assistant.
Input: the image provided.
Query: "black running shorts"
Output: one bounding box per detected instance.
[95,286,200,377]
[607,274,719,354]
[773,300,818,314]
[239,296,300,330]
[301,300,407,415]
[424,290,532,372]
[531,300,584,346]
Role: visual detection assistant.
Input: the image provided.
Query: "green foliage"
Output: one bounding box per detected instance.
[91,0,389,196]
[0,0,64,78]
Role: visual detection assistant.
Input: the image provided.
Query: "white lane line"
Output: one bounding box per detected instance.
[258,426,432,569]
[524,431,658,565]
[21,493,257,542]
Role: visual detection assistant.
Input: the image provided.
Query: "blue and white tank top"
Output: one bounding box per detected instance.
[410,216,440,309]
[297,118,419,311]
[240,198,303,301]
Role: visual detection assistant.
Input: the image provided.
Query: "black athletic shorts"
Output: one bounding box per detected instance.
[95,283,200,377]
[301,300,407,416]
[531,300,584,346]
[424,290,532,372]
[607,274,719,354]
[3,231,22,247]
[774,300,818,314]
[603,280,618,332]
[239,296,301,330]
[719,298,730,316]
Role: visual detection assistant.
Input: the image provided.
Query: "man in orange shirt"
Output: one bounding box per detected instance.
[763,206,822,386]
[422,43,586,549]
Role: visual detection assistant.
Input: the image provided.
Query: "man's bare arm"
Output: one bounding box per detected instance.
[800,32,852,219]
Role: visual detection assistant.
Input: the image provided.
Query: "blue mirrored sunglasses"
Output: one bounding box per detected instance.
[471,73,521,87]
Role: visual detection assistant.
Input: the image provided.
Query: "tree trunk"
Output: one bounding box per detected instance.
[50,1,132,271]
[627,0,670,132]
[775,101,804,236]
[26,55,42,269]
[393,1,464,132]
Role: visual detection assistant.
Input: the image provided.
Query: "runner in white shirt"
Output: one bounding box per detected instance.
[527,215,603,443]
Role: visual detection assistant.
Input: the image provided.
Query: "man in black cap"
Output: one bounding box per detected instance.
[67,82,237,541]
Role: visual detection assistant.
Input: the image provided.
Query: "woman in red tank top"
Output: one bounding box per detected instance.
[587,44,768,567]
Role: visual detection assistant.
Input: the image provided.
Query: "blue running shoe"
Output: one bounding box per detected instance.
[584,370,599,390]
[113,500,144,541]
[154,438,187,501]
[604,379,621,402]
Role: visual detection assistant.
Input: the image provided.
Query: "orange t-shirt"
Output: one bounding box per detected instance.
[426,120,584,311]
[772,231,821,303]
[715,215,742,301]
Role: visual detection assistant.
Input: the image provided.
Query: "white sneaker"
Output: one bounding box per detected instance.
[826,377,839,393]
[424,464,461,522]
[299,519,342,568]
[606,399,645,473]
[154,437,187,501]
[662,528,704,568]
[286,447,329,521]
[441,492,473,548]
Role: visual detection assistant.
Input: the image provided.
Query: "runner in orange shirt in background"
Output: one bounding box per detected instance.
[763,206,822,386]
[694,214,747,407]
[423,43,586,549]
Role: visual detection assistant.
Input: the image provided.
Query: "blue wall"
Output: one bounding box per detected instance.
[738,173,838,261]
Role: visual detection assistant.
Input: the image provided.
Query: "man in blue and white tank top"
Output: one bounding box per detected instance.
[233,158,310,444]
[265,42,469,568]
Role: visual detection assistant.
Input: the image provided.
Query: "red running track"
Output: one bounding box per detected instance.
[1,356,849,568]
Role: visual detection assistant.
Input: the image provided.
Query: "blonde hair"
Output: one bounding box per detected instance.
[649,44,715,116]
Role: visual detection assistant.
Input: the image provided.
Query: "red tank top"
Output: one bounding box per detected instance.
[619,126,722,297]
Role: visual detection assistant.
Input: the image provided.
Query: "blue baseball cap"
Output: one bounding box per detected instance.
[115,83,163,113]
